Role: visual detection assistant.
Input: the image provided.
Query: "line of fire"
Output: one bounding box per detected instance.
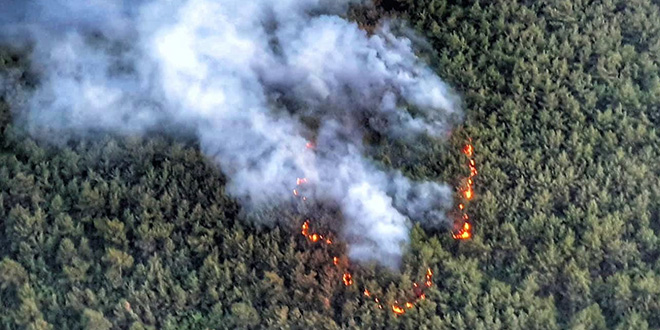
[453,140,476,240]
[292,139,475,315]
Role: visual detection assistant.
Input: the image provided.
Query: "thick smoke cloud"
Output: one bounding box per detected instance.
[1,0,460,269]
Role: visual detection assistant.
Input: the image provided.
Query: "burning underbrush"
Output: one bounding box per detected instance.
[286,137,476,316]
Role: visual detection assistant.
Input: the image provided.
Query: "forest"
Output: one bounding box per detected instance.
[2,0,660,329]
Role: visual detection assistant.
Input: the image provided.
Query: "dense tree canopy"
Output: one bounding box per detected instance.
[2,0,660,328]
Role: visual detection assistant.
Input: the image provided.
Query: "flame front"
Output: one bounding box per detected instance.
[343,273,353,286]
[454,139,476,240]
[463,144,474,157]
[425,268,433,287]
[453,222,471,239]
[295,141,438,316]
[301,220,309,236]
[301,220,334,245]
[463,186,473,200]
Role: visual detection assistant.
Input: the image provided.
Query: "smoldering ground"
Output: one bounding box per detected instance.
[0,0,461,269]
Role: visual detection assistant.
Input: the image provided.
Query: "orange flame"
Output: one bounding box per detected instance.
[452,222,471,240]
[301,221,309,236]
[358,268,434,314]
[463,144,474,157]
[425,268,433,287]
[305,141,315,149]
[454,140,476,240]
[295,145,437,316]
[392,305,405,315]
[301,220,334,245]
[343,273,353,286]
[463,186,473,200]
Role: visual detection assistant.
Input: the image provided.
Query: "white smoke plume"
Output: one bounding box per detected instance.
[0,0,460,269]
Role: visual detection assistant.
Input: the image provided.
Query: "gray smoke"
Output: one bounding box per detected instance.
[1,0,460,269]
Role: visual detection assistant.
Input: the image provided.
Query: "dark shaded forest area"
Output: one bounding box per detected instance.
[2,0,660,329]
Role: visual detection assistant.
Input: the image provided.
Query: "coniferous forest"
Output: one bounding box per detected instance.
[2,0,660,329]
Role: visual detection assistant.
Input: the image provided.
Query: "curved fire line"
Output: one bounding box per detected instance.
[290,139,481,316]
